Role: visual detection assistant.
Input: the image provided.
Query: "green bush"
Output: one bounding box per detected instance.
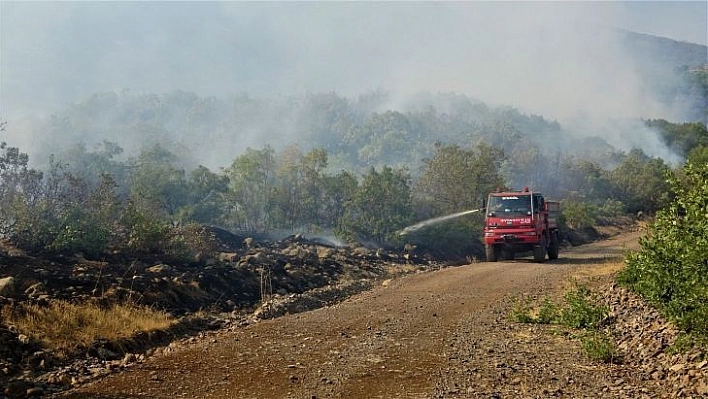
[560,200,597,230]
[536,296,559,324]
[510,284,608,330]
[49,206,111,257]
[581,332,618,363]
[510,286,615,363]
[121,204,170,255]
[597,198,627,219]
[510,296,536,324]
[165,222,218,262]
[618,162,708,336]
[559,284,608,329]
[8,198,59,252]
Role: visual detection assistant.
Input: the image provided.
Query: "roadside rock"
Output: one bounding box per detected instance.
[0,276,15,296]
[251,279,373,320]
[601,282,708,398]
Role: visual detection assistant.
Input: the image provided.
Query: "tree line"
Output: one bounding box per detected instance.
[0,115,702,261]
[2,88,705,259]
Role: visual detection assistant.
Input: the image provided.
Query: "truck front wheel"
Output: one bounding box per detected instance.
[485,245,499,262]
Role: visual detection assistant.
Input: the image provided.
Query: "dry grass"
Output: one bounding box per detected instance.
[570,260,625,281]
[1,300,174,358]
[386,264,419,276]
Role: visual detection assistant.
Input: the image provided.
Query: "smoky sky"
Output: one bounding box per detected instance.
[0,1,706,162]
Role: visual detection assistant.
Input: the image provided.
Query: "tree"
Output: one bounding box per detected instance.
[272,145,304,230]
[0,143,45,246]
[688,145,708,165]
[55,141,129,195]
[129,144,189,219]
[49,173,121,257]
[609,149,672,214]
[271,146,329,232]
[558,158,613,203]
[320,170,358,231]
[415,142,506,216]
[299,148,328,229]
[646,119,708,158]
[177,165,229,225]
[297,92,356,150]
[340,166,413,243]
[224,146,276,233]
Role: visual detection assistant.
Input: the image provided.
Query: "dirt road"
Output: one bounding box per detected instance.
[65,232,650,398]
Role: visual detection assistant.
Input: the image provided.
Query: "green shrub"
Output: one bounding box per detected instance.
[510,296,536,324]
[581,332,618,363]
[49,207,111,257]
[165,222,218,261]
[510,286,607,329]
[121,203,170,254]
[509,286,616,363]
[559,284,608,329]
[536,296,559,324]
[8,198,58,252]
[597,198,627,219]
[560,200,597,230]
[618,162,708,336]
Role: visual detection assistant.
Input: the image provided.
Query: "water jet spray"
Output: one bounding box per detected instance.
[398,209,482,236]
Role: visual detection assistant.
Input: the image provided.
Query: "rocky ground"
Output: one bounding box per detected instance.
[1,225,706,398]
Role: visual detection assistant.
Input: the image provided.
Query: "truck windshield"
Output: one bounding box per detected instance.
[487,195,532,216]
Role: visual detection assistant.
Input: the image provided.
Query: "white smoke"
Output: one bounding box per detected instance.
[1,2,705,165]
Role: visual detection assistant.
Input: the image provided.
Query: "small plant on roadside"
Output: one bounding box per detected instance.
[559,283,608,330]
[580,331,618,363]
[667,333,708,356]
[536,296,560,324]
[510,296,536,324]
[165,222,218,262]
[508,283,618,363]
[510,287,608,328]
[258,265,273,302]
[509,295,561,325]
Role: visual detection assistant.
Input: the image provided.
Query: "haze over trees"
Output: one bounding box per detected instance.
[0,93,704,260]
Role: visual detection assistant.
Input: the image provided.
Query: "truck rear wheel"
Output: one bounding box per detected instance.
[548,232,559,260]
[485,245,499,262]
[533,236,546,262]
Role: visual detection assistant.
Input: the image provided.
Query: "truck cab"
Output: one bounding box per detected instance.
[483,187,559,262]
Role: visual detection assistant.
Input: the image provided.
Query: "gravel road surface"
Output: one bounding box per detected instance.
[65,232,662,399]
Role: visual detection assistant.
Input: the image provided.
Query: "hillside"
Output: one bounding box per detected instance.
[619,30,707,124]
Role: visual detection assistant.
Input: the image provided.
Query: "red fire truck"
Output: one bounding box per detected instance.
[483,187,560,262]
